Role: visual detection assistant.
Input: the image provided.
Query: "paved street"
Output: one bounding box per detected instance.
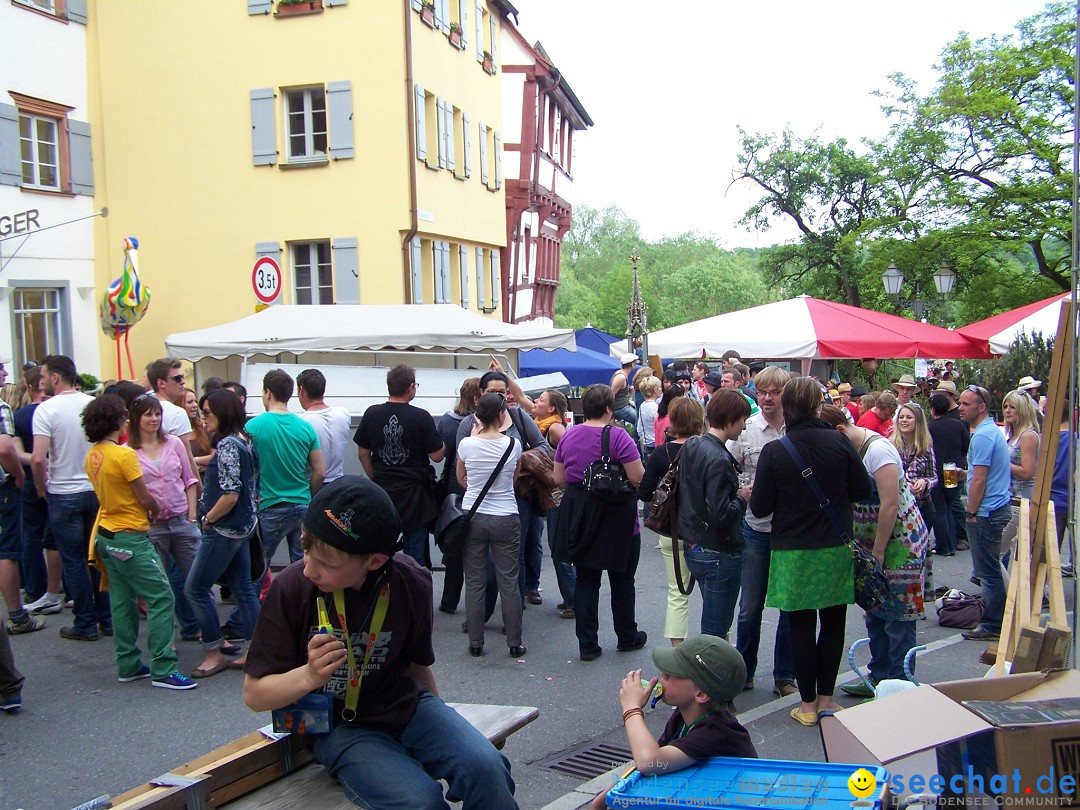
[0,525,1073,810]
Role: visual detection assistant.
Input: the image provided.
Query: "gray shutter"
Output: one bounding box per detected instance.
[67,0,88,23]
[458,0,468,46]
[256,242,282,306]
[68,120,94,195]
[489,248,499,309]
[410,237,423,304]
[493,130,502,190]
[441,242,452,303]
[250,88,277,166]
[327,80,354,160]
[475,1,484,61]
[462,111,471,178]
[459,244,469,308]
[0,104,21,187]
[478,121,488,185]
[332,237,359,304]
[437,0,450,33]
[446,106,456,172]
[436,99,447,170]
[414,84,427,162]
[489,13,497,67]
[248,0,271,13]
[411,0,422,10]
[476,247,485,309]
[324,0,348,6]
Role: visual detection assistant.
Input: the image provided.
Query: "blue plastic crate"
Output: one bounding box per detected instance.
[607,756,889,810]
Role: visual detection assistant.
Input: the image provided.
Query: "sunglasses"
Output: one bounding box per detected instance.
[967,385,990,408]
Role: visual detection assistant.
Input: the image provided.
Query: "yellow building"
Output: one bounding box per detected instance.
[88,0,512,378]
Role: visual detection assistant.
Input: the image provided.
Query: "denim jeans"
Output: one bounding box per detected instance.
[545,507,575,609]
[311,690,516,810]
[0,479,21,561]
[184,527,260,649]
[149,516,202,639]
[516,495,542,601]
[929,484,957,555]
[49,490,110,635]
[864,610,917,683]
[19,477,50,602]
[971,504,1011,634]
[735,521,794,683]
[258,502,307,564]
[402,525,431,568]
[684,544,742,639]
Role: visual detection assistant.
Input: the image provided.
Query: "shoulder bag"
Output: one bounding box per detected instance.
[643,443,694,595]
[778,436,889,612]
[434,438,515,556]
[582,425,636,503]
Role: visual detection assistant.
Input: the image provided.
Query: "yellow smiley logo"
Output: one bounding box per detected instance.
[847,768,877,798]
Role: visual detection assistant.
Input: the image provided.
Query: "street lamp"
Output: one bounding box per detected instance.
[626,253,649,362]
[882,259,955,322]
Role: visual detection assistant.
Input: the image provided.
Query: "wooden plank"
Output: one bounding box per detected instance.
[446,702,539,748]
[1016,499,1032,629]
[1035,625,1071,670]
[224,762,352,810]
[1045,508,1068,626]
[1011,625,1047,674]
[994,553,1023,675]
[107,776,211,810]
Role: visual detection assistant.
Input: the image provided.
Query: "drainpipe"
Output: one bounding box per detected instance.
[401,0,420,304]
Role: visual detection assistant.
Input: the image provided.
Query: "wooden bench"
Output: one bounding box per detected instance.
[95,703,539,810]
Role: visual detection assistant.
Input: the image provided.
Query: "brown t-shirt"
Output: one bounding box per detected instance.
[245,554,435,735]
[657,708,759,761]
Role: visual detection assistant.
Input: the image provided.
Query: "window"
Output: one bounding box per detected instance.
[17,0,56,12]
[20,114,59,190]
[423,91,439,169]
[13,0,87,23]
[2,93,93,195]
[292,241,334,304]
[12,288,65,365]
[285,87,327,162]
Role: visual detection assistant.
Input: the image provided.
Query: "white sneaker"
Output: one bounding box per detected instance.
[25,593,63,615]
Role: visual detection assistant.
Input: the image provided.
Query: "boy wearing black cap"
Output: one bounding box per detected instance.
[243,476,517,810]
[590,634,757,810]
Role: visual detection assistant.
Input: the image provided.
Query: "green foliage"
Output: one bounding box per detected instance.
[77,373,100,392]
[954,333,1055,413]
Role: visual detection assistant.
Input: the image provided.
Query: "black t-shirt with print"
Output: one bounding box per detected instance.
[657,707,759,761]
[245,553,435,735]
[353,402,442,471]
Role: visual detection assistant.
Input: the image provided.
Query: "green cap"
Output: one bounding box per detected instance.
[652,634,746,704]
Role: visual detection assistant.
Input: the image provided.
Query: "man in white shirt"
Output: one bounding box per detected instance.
[145,358,196,441]
[30,355,111,641]
[297,368,352,485]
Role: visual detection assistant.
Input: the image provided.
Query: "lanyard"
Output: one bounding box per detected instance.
[332,575,390,723]
[678,707,716,739]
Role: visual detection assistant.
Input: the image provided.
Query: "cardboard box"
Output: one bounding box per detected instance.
[820,670,1080,804]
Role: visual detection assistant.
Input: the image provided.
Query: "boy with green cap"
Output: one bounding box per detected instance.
[590,634,758,809]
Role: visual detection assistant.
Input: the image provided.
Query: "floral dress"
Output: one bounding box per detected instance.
[852,437,929,621]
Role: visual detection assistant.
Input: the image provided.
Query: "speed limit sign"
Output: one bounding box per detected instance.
[252,256,282,304]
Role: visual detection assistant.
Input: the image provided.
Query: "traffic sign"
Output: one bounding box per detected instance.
[252,256,282,304]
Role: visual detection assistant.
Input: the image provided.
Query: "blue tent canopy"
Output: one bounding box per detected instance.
[574,326,621,356]
[518,345,620,387]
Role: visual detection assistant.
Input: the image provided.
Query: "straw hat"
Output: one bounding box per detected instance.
[894,374,917,389]
[1018,375,1042,391]
[837,382,852,393]
[935,380,958,396]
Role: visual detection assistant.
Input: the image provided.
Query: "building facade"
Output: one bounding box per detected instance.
[0,0,99,374]
[500,24,591,327]
[87,0,514,377]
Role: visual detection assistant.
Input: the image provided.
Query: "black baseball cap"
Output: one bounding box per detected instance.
[652,634,746,704]
[303,476,402,556]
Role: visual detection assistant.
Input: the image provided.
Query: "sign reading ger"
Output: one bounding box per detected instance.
[252,256,282,304]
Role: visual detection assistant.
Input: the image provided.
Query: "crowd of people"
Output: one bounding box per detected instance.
[0,349,1072,809]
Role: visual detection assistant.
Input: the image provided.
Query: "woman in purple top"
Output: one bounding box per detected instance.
[553,384,646,661]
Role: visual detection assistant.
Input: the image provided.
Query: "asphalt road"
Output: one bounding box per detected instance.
[0,527,1074,810]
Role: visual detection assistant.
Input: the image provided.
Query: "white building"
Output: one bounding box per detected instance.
[0,0,99,375]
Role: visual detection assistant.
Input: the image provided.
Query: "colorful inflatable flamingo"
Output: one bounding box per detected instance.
[100,236,151,379]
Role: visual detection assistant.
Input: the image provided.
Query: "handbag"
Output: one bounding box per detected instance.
[935,589,984,629]
[778,436,890,612]
[434,439,515,555]
[582,425,636,503]
[643,443,694,596]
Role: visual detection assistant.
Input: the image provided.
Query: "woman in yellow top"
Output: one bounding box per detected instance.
[82,394,197,691]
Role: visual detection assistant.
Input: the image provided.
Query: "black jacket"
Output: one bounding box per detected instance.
[928,413,970,480]
[750,419,872,551]
[677,433,745,553]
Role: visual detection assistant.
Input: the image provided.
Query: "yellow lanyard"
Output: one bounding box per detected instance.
[332,576,390,723]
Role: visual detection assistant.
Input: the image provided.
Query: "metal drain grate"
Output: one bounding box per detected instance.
[541,742,632,780]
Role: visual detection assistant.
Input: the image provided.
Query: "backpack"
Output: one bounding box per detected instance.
[644,443,683,537]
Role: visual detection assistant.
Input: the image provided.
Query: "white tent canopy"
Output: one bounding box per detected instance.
[165,304,575,362]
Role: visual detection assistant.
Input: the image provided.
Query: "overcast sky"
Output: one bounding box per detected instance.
[509,1,1050,248]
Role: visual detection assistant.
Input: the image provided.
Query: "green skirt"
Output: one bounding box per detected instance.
[766,546,854,612]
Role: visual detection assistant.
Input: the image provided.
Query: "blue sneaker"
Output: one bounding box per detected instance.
[0,692,21,712]
[152,671,198,691]
[118,665,152,683]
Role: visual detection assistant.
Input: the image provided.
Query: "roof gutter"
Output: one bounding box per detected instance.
[401,0,419,304]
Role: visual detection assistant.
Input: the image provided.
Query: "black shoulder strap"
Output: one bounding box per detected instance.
[600,424,612,461]
[466,438,515,518]
[508,407,534,452]
[778,436,850,543]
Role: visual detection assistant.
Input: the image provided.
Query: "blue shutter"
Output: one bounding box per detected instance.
[256,242,282,306]
[476,247,485,309]
[327,80,354,160]
[462,111,471,178]
[436,99,447,170]
[489,248,499,310]
[475,1,484,61]
[250,88,277,166]
[458,0,468,47]
[459,244,469,308]
[478,121,488,185]
[67,0,88,23]
[332,237,359,304]
[0,104,20,187]
[248,0,271,13]
[68,119,94,195]
[410,237,423,304]
[414,84,427,162]
[493,130,502,190]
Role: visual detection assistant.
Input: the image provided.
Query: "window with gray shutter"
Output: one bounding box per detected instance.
[256,242,282,305]
[445,103,456,172]
[488,13,497,67]
[411,237,423,304]
[436,0,450,33]
[436,99,447,170]
[458,0,468,46]
[440,241,452,303]
[459,244,469,308]
[478,121,488,185]
[68,119,93,195]
[462,111,471,178]
[489,249,499,310]
[332,237,359,304]
[247,0,271,13]
[476,247,485,309]
[432,241,448,304]
[0,104,21,187]
[327,80,354,160]
[67,0,88,23]
[493,130,502,190]
[414,84,427,162]
[250,88,277,165]
[475,1,484,61]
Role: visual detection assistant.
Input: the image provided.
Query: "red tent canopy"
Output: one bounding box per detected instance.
[957,293,1071,355]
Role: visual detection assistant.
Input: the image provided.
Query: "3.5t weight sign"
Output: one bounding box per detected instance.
[252,256,282,304]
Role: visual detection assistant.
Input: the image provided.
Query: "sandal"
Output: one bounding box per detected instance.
[790,707,818,727]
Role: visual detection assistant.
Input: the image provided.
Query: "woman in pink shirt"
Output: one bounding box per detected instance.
[128,395,204,642]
